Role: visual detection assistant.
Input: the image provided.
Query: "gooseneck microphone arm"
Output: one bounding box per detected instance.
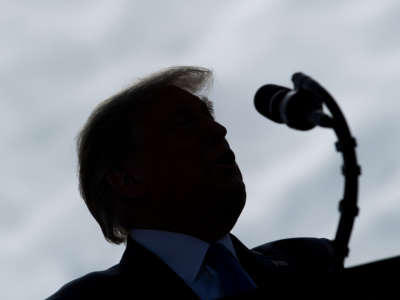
[255,72,361,269]
[291,73,361,269]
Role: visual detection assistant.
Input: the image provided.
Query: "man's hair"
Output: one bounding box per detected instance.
[76,66,213,244]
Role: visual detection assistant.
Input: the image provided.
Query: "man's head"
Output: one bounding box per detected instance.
[76,66,246,244]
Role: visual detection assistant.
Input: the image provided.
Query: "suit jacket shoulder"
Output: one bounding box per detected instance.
[46,265,123,300]
[46,237,200,300]
[252,237,337,271]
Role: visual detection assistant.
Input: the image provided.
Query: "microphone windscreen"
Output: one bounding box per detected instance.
[254,84,290,123]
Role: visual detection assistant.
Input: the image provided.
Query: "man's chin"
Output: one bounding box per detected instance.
[217,179,246,200]
[216,188,246,225]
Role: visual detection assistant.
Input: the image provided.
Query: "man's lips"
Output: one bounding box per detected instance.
[214,148,241,179]
[215,148,236,165]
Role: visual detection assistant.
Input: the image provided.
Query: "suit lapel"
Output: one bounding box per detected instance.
[119,236,200,299]
[229,233,281,287]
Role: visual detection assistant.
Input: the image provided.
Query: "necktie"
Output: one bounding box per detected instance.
[204,243,256,297]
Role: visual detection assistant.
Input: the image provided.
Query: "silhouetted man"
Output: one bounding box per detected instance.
[47,66,336,300]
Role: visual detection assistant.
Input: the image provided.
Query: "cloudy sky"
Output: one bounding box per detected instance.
[2,0,400,298]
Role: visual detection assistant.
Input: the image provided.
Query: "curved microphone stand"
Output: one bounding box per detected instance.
[291,72,361,269]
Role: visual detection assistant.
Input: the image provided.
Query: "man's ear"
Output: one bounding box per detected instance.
[106,168,144,198]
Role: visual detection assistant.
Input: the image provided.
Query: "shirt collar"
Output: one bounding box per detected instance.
[129,229,238,284]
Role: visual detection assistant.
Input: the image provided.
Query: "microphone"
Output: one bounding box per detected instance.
[254,83,333,130]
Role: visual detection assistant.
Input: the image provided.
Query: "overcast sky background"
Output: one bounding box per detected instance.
[2,0,400,298]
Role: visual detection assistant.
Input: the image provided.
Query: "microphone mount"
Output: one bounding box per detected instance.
[266,73,361,269]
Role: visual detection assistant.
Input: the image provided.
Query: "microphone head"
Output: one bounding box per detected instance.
[254,84,290,123]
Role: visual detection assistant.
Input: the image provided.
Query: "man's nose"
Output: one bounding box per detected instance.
[204,119,228,146]
[214,121,227,137]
